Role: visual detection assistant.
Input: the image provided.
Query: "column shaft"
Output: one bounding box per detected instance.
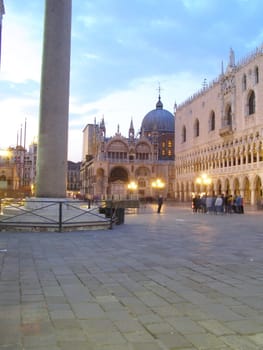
[36,0,72,198]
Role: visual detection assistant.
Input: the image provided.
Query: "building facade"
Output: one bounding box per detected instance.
[0,143,81,198]
[67,161,81,197]
[175,45,263,205]
[80,96,175,200]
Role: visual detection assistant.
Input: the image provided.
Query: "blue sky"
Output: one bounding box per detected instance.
[1,0,263,161]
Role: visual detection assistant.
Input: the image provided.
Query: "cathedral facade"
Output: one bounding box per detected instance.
[175,45,263,205]
[80,96,175,200]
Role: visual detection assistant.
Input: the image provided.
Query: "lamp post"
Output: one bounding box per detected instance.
[195,173,212,196]
[127,181,137,199]
[152,178,165,197]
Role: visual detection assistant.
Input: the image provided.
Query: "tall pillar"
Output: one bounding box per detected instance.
[0,0,5,68]
[36,0,72,198]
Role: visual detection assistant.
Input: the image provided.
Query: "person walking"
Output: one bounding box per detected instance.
[157,195,163,213]
[214,195,223,214]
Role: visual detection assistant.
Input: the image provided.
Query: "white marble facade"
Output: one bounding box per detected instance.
[175,45,263,205]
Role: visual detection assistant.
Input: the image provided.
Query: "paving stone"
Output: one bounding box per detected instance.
[248,333,263,346]
[88,330,127,345]
[166,316,206,334]
[129,342,166,350]
[225,319,263,334]
[114,319,145,333]
[221,334,261,349]
[71,302,105,319]
[185,332,227,349]
[80,319,117,334]
[199,319,235,336]
[157,332,193,349]
[124,330,155,343]
[1,207,263,349]
[58,341,94,350]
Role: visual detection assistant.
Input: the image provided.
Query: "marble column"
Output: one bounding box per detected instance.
[36,0,72,198]
[0,0,5,68]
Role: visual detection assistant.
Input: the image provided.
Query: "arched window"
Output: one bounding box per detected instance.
[255,66,259,84]
[209,111,215,131]
[226,105,232,126]
[182,125,186,143]
[194,119,199,137]
[242,74,247,91]
[248,90,256,115]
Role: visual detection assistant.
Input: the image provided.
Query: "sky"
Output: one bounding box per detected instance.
[0,0,263,162]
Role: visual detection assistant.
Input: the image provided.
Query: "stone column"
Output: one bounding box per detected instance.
[36,0,72,198]
[0,0,5,68]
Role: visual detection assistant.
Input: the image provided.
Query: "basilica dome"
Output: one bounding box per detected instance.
[141,96,175,133]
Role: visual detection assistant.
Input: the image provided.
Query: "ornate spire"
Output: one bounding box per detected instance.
[221,60,224,75]
[99,116,106,139]
[226,47,235,74]
[156,83,163,109]
[129,117,134,139]
[229,47,235,67]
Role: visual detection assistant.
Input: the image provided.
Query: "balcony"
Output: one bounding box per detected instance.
[219,125,233,137]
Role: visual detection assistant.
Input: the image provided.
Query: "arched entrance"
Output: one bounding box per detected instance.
[225,178,230,195]
[233,178,240,196]
[216,179,222,195]
[109,167,128,199]
[243,177,250,203]
[254,175,262,203]
[96,168,105,198]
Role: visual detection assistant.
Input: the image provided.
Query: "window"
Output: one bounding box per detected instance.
[255,66,259,84]
[194,119,199,137]
[248,90,256,115]
[209,111,215,131]
[182,125,186,142]
[242,74,247,91]
[226,105,232,126]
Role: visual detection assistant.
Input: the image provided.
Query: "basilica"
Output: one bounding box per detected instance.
[81,44,263,206]
[80,95,175,200]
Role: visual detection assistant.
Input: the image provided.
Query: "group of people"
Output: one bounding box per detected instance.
[192,193,244,214]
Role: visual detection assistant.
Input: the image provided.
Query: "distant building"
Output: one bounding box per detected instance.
[175,45,263,205]
[0,142,81,198]
[80,96,175,200]
[67,161,81,196]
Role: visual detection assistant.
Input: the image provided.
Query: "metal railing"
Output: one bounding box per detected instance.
[0,198,113,232]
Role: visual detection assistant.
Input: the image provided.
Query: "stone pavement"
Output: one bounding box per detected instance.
[0,204,263,350]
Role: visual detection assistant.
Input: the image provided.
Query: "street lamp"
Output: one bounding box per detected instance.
[0,149,10,158]
[152,178,165,198]
[195,173,211,195]
[152,178,165,190]
[127,181,137,199]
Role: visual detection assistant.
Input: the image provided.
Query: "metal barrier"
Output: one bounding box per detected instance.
[0,198,113,232]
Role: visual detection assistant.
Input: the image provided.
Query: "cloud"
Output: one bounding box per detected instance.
[1,16,42,83]
[2,0,263,163]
